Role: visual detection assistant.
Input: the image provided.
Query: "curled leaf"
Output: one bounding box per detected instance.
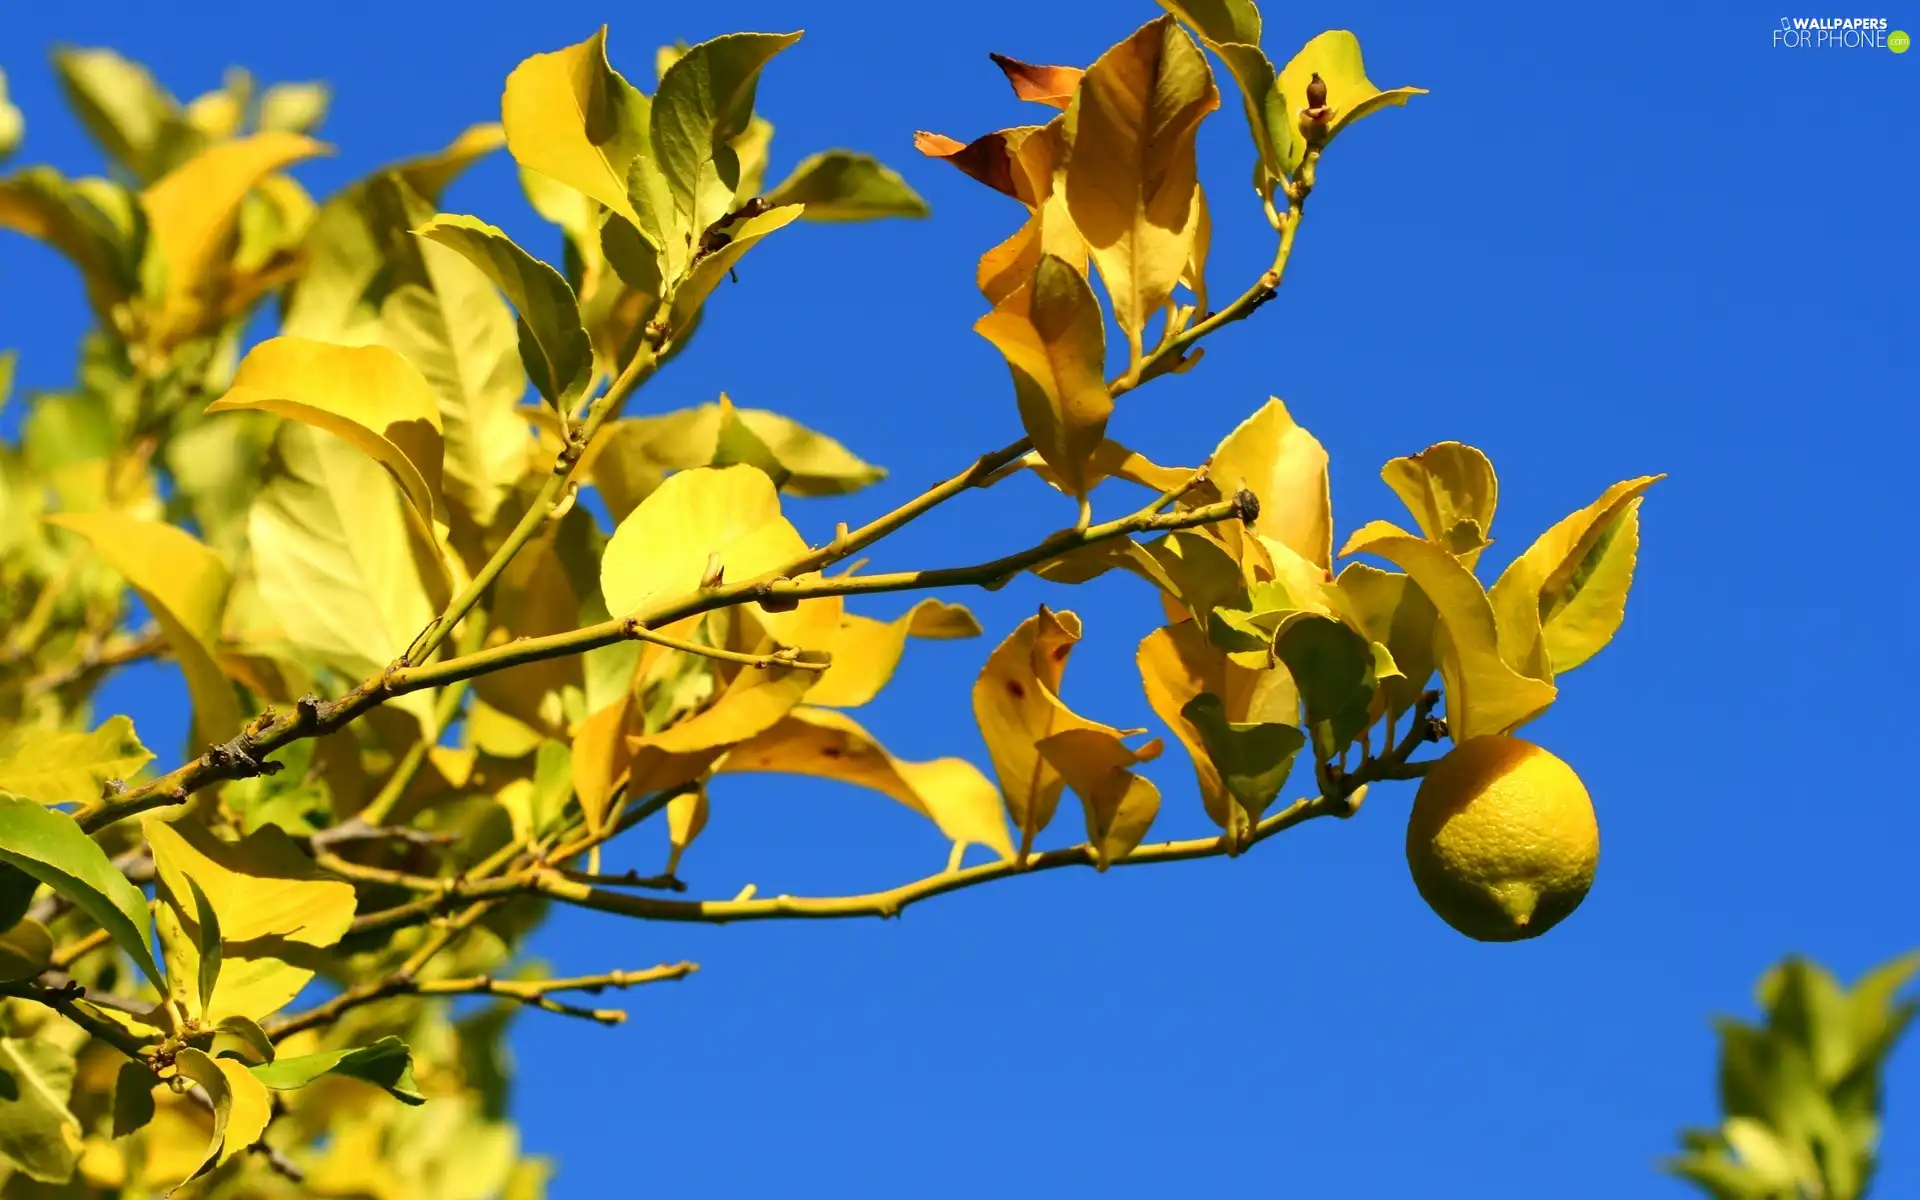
[808,598,983,709]
[764,150,930,221]
[209,336,447,525]
[720,707,1014,861]
[989,53,1084,108]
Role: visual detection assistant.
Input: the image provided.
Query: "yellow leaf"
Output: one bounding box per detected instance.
[720,707,1014,860]
[1035,727,1162,867]
[570,694,634,837]
[1381,441,1498,565]
[1208,397,1333,570]
[1335,561,1438,718]
[1489,477,1661,675]
[395,124,507,202]
[0,715,151,806]
[1341,524,1556,741]
[806,598,983,709]
[280,125,504,346]
[1023,438,1195,496]
[502,28,651,228]
[632,656,825,757]
[1137,621,1297,830]
[380,195,533,530]
[665,785,708,875]
[601,465,806,619]
[972,607,1079,849]
[576,400,886,518]
[666,203,804,337]
[246,424,442,727]
[975,254,1111,496]
[171,1047,271,1185]
[972,607,1157,858]
[144,816,355,1023]
[210,336,447,526]
[1063,15,1219,361]
[1138,622,1227,827]
[469,511,595,739]
[140,131,328,342]
[46,513,244,749]
[1277,31,1425,171]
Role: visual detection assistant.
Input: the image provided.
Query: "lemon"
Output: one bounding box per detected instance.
[1405,734,1598,942]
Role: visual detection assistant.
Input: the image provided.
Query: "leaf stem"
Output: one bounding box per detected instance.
[628,624,830,671]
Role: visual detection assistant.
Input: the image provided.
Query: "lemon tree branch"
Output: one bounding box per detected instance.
[265,963,698,1038]
[72,215,1300,835]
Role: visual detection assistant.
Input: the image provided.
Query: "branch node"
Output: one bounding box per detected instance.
[293,694,323,731]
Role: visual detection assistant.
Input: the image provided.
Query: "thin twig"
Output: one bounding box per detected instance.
[627,624,831,671]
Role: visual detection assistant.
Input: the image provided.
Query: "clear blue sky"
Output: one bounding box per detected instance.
[5,0,1915,1196]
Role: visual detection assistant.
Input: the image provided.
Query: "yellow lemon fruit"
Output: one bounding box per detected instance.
[1405,734,1598,942]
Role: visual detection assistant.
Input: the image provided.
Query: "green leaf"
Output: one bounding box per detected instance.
[250,1036,426,1105]
[1272,614,1376,757]
[1179,693,1304,826]
[0,167,140,323]
[415,214,593,412]
[110,1061,155,1138]
[665,203,803,337]
[186,875,223,1018]
[0,918,51,983]
[50,47,191,182]
[0,715,152,806]
[258,81,330,134]
[652,32,803,245]
[0,1038,81,1183]
[213,1015,276,1067]
[0,796,161,986]
[600,211,664,296]
[764,150,930,221]
[0,870,34,934]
